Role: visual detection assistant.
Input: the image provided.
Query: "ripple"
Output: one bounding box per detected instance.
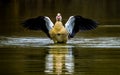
[0,36,52,47]
[68,37,120,48]
[0,36,120,48]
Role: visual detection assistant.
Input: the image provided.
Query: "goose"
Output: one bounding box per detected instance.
[22,13,98,43]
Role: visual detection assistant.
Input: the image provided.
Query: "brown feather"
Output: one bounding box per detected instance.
[49,21,68,43]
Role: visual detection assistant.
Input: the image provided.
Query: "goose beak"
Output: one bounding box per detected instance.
[56,13,62,21]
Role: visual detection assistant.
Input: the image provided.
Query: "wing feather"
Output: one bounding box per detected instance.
[22,16,54,38]
[65,16,98,38]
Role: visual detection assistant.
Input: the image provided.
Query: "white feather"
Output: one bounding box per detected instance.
[65,16,75,34]
[44,16,54,31]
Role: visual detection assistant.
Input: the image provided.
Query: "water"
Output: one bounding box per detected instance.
[0,31,120,75]
[0,36,120,48]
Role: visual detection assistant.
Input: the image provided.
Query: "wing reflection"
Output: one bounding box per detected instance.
[45,44,74,74]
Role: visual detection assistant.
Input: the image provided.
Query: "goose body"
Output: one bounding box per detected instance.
[22,13,98,43]
[49,21,69,43]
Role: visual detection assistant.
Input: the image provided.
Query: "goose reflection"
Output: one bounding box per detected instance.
[45,44,74,75]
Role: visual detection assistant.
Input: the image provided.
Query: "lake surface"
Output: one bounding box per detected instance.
[0,26,120,75]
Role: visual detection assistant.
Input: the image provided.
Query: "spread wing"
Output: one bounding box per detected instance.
[65,16,98,38]
[22,16,54,38]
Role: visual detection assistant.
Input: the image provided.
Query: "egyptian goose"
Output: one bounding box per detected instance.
[22,13,98,43]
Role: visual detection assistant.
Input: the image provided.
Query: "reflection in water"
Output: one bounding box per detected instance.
[0,36,120,75]
[45,44,74,75]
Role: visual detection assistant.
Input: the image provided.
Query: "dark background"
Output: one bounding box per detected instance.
[0,0,120,35]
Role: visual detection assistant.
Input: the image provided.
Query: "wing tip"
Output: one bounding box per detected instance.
[21,16,47,30]
[67,15,99,38]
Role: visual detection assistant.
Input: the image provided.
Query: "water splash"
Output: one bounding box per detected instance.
[0,36,120,48]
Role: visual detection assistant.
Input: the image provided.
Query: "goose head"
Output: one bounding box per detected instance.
[56,13,62,21]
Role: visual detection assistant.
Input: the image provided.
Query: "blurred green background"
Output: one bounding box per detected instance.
[0,0,120,35]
